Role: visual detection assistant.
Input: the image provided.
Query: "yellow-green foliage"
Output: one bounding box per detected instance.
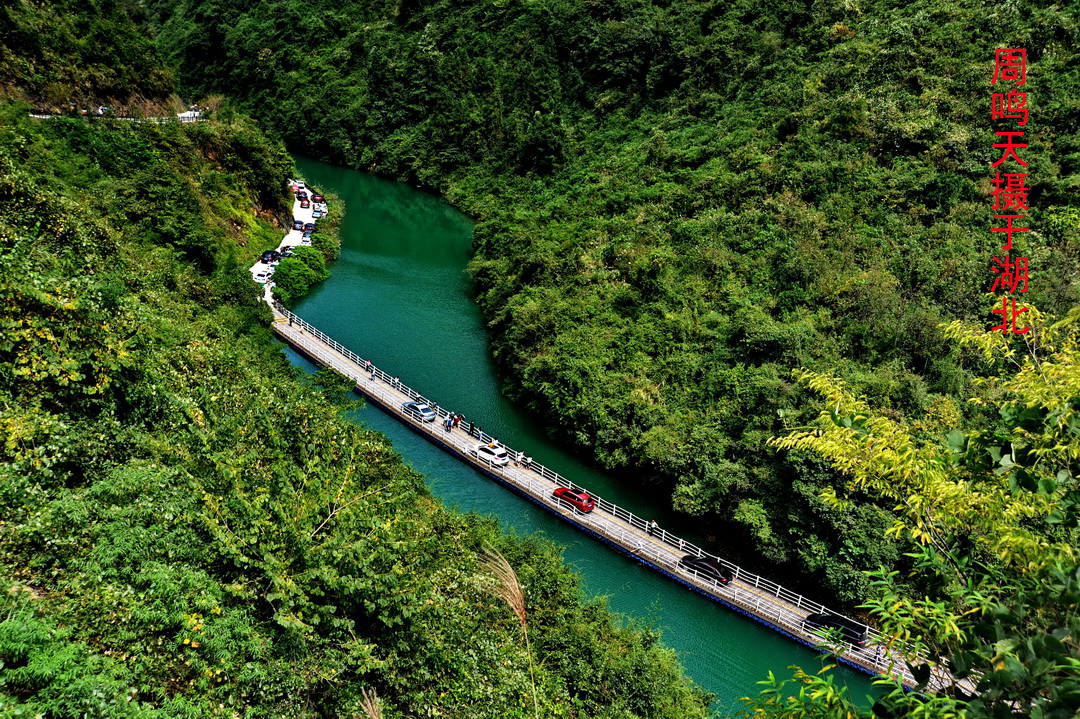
[754,312,1080,718]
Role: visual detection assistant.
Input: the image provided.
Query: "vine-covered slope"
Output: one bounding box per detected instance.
[148,0,1080,603]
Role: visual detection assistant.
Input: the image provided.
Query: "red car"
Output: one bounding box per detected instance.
[300,199,310,208]
[311,194,324,203]
[553,487,596,513]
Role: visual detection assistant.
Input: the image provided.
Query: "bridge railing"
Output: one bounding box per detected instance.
[28,112,206,123]
[278,307,928,686]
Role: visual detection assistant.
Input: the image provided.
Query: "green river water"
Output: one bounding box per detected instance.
[285,156,880,715]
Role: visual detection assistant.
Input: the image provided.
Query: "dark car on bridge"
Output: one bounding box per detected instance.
[678,555,734,585]
[802,612,868,647]
[552,487,596,513]
[402,401,436,423]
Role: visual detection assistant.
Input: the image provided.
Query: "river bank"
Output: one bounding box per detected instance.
[282,155,883,713]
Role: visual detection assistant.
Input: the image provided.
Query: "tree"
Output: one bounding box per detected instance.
[743,306,1080,718]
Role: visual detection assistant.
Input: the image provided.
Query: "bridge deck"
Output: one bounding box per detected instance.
[268,308,957,692]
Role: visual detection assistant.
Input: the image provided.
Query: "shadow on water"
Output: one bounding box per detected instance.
[287,155,882,714]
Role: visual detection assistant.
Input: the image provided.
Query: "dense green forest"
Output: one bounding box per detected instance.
[0,9,712,718]
[4,0,1078,716]
[147,0,1080,605]
[0,0,174,112]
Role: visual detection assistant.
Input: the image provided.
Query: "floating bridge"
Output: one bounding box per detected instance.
[269,306,954,692]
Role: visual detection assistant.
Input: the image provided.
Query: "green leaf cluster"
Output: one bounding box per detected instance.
[753,312,1080,717]
[272,245,330,306]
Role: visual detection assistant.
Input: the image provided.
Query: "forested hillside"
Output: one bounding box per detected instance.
[0,7,711,717]
[147,0,1080,603]
[0,0,173,112]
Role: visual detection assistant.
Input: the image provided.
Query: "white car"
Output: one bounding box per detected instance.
[312,202,327,212]
[311,209,326,219]
[470,444,509,467]
[300,238,312,246]
[254,271,269,284]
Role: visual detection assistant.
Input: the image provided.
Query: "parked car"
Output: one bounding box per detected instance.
[553,487,596,513]
[260,250,281,263]
[311,194,324,203]
[300,199,310,208]
[470,443,509,467]
[292,219,305,230]
[402,401,436,422]
[281,247,294,258]
[297,191,309,201]
[678,555,734,585]
[254,271,269,284]
[303,222,316,232]
[302,230,314,239]
[312,209,326,218]
[312,202,327,212]
[802,612,868,647]
[300,237,312,246]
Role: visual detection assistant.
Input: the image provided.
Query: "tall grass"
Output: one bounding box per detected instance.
[479,544,539,719]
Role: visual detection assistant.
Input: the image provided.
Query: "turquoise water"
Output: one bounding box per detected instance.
[287,156,880,715]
